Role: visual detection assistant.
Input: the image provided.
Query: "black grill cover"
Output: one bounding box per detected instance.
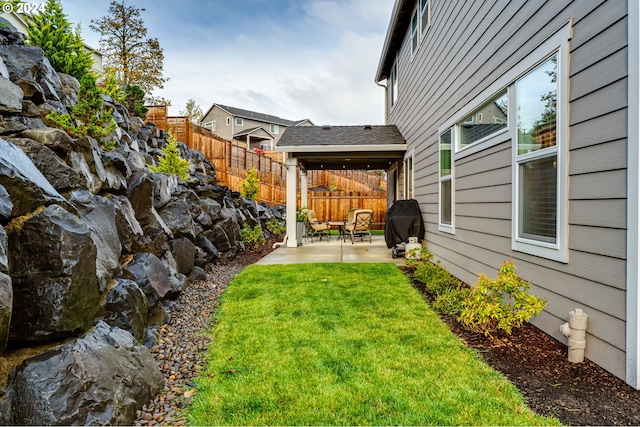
[385,199,425,248]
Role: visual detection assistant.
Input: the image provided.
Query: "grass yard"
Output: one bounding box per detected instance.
[187,263,559,426]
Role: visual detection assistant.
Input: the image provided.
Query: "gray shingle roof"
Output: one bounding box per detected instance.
[215,104,301,127]
[277,125,405,147]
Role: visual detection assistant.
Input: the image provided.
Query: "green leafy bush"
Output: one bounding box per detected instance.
[432,288,471,316]
[241,224,266,249]
[457,261,547,339]
[296,207,308,223]
[124,84,148,119]
[265,219,285,236]
[149,132,191,181]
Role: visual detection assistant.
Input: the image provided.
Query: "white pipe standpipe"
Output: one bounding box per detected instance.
[560,308,588,363]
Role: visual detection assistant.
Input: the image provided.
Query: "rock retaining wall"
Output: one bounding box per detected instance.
[0,18,285,425]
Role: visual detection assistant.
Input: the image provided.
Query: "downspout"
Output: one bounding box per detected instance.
[375,79,388,125]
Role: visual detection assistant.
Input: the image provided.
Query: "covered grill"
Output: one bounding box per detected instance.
[385,199,425,258]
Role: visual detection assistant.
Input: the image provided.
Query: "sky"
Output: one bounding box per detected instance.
[58,0,394,126]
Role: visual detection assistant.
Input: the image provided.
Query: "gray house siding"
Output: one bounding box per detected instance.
[383,0,630,381]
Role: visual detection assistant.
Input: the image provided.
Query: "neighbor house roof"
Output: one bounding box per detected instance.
[233,126,274,140]
[375,0,413,82]
[202,103,313,127]
[276,125,406,170]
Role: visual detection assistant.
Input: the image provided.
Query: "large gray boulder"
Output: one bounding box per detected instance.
[158,197,196,239]
[0,272,12,354]
[70,190,121,291]
[0,184,12,221]
[18,127,76,158]
[107,194,144,253]
[0,138,66,218]
[69,151,100,194]
[171,237,196,275]
[9,137,85,192]
[102,279,148,342]
[0,75,23,113]
[152,172,178,208]
[0,45,62,103]
[7,204,99,342]
[126,170,154,225]
[123,252,183,308]
[5,321,163,426]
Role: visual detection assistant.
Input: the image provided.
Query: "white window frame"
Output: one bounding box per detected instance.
[270,124,279,134]
[439,128,455,234]
[202,121,216,131]
[236,117,244,126]
[404,150,414,200]
[390,59,399,108]
[511,43,569,263]
[410,6,419,59]
[420,0,431,41]
[226,117,231,126]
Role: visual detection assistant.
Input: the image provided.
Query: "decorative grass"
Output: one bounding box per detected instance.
[187,263,559,426]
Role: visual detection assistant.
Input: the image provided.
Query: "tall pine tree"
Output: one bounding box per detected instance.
[26,0,93,79]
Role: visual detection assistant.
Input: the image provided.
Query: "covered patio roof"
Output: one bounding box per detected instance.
[275,125,406,170]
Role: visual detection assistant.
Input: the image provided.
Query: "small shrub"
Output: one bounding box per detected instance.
[241,224,265,249]
[240,166,260,201]
[457,261,547,339]
[432,288,471,316]
[296,207,308,223]
[265,219,285,236]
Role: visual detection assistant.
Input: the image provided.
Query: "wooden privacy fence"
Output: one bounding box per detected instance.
[146,107,388,225]
[306,191,387,230]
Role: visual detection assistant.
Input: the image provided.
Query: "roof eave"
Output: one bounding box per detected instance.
[275,143,407,154]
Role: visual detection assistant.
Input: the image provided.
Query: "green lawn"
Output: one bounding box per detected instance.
[187,263,559,426]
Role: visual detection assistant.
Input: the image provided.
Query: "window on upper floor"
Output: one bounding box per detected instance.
[202,121,216,131]
[236,117,243,126]
[411,6,419,57]
[390,59,398,107]
[420,0,431,39]
[270,124,279,134]
[226,117,231,126]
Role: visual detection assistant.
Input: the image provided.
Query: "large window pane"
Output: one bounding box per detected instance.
[420,0,430,34]
[517,54,557,155]
[459,89,508,148]
[519,156,557,242]
[441,179,452,225]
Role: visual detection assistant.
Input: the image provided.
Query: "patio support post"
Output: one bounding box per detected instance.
[301,169,308,209]
[286,156,298,248]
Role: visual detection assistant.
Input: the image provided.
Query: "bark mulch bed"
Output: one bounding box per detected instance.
[409,275,640,426]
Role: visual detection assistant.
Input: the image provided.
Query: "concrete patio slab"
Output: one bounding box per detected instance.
[256,234,406,266]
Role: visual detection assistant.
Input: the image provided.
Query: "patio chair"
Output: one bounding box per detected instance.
[306,209,330,242]
[344,209,373,244]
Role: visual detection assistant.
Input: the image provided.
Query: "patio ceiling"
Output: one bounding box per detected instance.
[275,125,407,170]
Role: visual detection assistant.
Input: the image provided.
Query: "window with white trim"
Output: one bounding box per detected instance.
[512,51,567,262]
[410,6,419,57]
[404,153,414,200]
[226,117,231,126]
[202,121,216,131]
[439,128,454,232]
[236,117,244,126]
[390,60,398,107]
[420,0,430,38]
[270,124,279,134]
[457,89,508,151]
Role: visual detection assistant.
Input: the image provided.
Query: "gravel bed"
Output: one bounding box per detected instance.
[134,262,246,426]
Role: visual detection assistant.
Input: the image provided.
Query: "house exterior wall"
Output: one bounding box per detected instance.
[384,0,630,382]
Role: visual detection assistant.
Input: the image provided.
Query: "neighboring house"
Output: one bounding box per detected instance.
[200,103,314,151]
[0,11,104,76]
[376,0,640,389]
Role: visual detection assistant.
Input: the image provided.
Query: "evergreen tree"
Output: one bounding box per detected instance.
[25,0,93,79]
[240,166,261,201]
[90,1,167,95]
[149,132,191,181]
